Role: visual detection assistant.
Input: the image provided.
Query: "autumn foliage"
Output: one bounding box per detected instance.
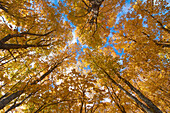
[0,0,169,113]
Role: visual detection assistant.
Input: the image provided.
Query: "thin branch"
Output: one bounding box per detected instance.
[73,12,90,18]
[0,51,28,66]
[0,3,9,13]
[105,84,126,113]
[142,9,170,34]
[31,54,73,85]
[80,100,84,113]
[82,0,90,8]
[142,32,170,48]
[7,50,16,62]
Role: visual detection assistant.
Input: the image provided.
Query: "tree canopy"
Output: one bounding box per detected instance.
[0,0,169,112]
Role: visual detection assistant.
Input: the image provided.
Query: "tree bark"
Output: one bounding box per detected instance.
[115,71,162,113]
[0,91,23,109]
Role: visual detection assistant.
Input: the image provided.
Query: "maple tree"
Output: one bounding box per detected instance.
[0,0,169,113]
[0,0,75,112]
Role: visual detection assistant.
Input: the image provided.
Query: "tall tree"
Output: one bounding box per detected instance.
[76,0,169,112]
[0,0,74,112]
[0,0,169,112]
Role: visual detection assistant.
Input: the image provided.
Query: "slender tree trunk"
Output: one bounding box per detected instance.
[91,58,156,113]
[106,73,153,113]
[0,91,23,109]
[115,71,162,113]
[80,101,84,113]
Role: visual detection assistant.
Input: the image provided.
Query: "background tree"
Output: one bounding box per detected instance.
[0,0,75,112]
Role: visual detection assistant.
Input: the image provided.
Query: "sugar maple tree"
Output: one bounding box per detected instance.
[0,0,169,113]
[0,0,75,112]
[77,0,169,113]
[70,0,169,112]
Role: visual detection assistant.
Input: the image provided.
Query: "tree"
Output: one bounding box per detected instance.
[0,0,169,112]
[76,0,169,112]
[0,0,74,112]
[82,48,163,112]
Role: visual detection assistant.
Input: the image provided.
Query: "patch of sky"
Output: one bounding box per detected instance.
[142,17,148,27]
[115,0,132,24]
[83,65,91,70]
[102,98,111,103]
[101,33,124,56]
[49,0,59,5]
[30,62,35,69]
[0,16,18,31]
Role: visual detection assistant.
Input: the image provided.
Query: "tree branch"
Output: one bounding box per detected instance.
[82,0,90,8]
[0,44,50,50]
[142,32,170,48]
[31,54,73,85]
[0,30,55,44]
[142,9,170,34]
[0,2,9,13]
